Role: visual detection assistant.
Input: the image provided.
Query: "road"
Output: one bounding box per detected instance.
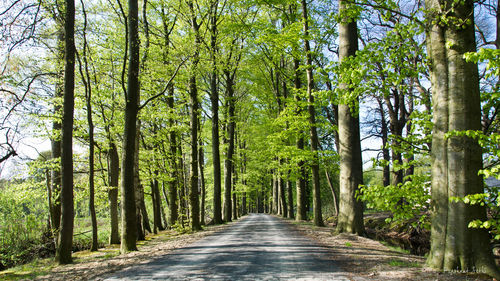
[102,213,352,280]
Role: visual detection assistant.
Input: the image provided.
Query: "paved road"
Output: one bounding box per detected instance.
[103,213,351,280]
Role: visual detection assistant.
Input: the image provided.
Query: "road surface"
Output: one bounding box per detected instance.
[102,213,351,280]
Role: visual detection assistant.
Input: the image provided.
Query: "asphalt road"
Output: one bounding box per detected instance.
[102,213,351,280]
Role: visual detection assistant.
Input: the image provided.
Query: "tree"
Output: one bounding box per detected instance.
[301,0,323,227]
[120,0,140,253]
[208,0,223,225]
[336,0,364,235]
[187,0,202,231]
[55,0,75,264]
[77,0,98,251]
[425,0,500,277]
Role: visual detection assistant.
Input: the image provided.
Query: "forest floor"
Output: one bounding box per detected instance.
[0,214,495,280]
[288,217,494,280]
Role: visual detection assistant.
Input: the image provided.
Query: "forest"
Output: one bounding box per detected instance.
[0,0,499,278]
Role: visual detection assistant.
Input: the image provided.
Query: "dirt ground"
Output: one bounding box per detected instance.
[30,224,231,281]
[6,215,497,280]
[287,219,495,281]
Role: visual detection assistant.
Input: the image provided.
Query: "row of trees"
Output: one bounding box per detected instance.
[0,0,499,277]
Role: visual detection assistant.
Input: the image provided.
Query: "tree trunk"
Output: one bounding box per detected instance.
[167,91,179,226]
[287,177,294,219]
[301,0,323,227]
[152,178,164,232]
[199,141,206,225]
[232,160,238,220]
[223,70,235,222]
[120,0,140,253]
[294,59,307,221]
[188,0,201,231]
[87,76,98,252]
[425,0,500,277]
[209,0,223,225]
[108,142,120,244]
[50,23,64,243]
[279,172,287,218]
[55,0,75,264]
[336,0,365,235]
[135,125,149,240]
[272,174,278,214]
[378,99,390,187]
[325,170,339,216]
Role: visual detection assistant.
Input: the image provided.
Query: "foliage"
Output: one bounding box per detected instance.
[357,173,430,229]
[0,178,48,269]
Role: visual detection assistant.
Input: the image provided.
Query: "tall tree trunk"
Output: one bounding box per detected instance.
[232,159,238,220]
[223,70,235,222]
[425,0,500,277]
[78,3,98,251]
[120,0,140,253]
[209,0,223,225]
[279,170,287,218]
[325,170,339,216]
[287,176,294,219]
[167,91,179,226]
[404,95,415,178]
[272,174,278,214]
[301,0,323,227]
[135,125,147,240]
[108,142,120,244]
[293,59,307,221]
[199,142,206,225]
[86,67,98,252]
[188,0,201,230]
[336,0,365,235]
[378,99,390,187]
[50,28,64,239]
[152,178,164,232]
[55,0,75,264]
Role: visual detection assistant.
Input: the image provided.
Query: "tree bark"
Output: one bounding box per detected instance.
[301,0,323,227]
[55,0,75,264]
[279,169,287,218]
[293,58,308,221]
[425,0,500,277]
[50,28,64,239]
[167,90,179,226]
[336,0,365,235]
[188,0,201,231]
[223,70,235,222]
[199,142,206,225]
[377,99,390,187]
[108,142,120,244]
[152,178,164,232]
[120,0,140,253]
[325,170,339,216]
[209,0,223,225]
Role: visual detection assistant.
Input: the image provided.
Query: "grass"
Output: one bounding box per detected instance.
[344,242,353,247]
[380,241,411,255]
[388,259,422,268]
[0,258,56,281]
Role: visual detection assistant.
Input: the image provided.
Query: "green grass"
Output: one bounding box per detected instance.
[388,259,422,268]
[380,241,411,255]
[345,242,353,247]
[0,258,55,280]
